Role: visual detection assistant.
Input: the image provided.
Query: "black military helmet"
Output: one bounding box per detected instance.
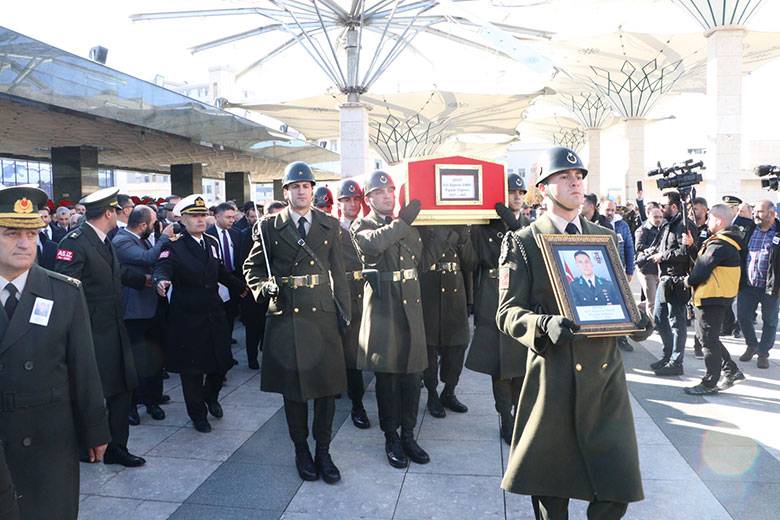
[282,161,316,188]
[338,179,364,200]
[363,170,395,196]
[507,173,527,193]
[534,146,588,186]
[314,186,334,208]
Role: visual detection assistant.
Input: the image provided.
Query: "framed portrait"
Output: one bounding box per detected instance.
[537,234,642,337]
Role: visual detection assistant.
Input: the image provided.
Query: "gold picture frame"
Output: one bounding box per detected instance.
[434,164,483,206]
[536,233,642,337]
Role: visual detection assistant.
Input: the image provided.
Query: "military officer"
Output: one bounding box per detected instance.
[496,147,652,520]
[153,195,244,433]
[54,187,145,468]
[351,170,430,469]
[244,161,350,484]
[465,173,530,444]
[0,186,110,519]
[417,221,477,418]
[337,179,370,429]
[569,251,622,306]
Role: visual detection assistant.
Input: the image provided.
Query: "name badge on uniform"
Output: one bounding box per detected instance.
[30,297,54,326]
[700,230,708,238]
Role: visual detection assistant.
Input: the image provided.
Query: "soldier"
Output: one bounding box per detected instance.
[153,195,245,433]
[54,187,145,468]
[417,221,477,418]
[351,170,430,469]
[0,186,109,519]
[337,179,370,429]
[244,161,350,484]
[466,173,530,444]
[314,186,334,215]
[496,147,652,520]
[569,251,622,306]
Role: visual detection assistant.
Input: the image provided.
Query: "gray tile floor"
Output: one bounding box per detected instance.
[78,323,780,519]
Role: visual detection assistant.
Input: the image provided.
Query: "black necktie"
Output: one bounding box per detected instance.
[199,239,206,251]
[142,238,151,250]
[565,223,580,235]
[4,284,17,320]
[298,217,307,240]
[385,216,393,225]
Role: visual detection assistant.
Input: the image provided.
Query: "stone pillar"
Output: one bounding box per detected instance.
[585,128,602,195]
[624,118,646,202]
[51,146,99,202]
[170,163,203,197]
[225,171,251,206]
[339,102,371,178]
[704,26,744,202]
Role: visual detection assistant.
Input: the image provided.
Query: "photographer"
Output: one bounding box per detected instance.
[640,191,697,376]
[635,206,663,317]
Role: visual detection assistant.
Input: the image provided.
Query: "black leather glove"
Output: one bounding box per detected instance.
[636,310,653,332]
[260,280,279,299]
[495,202,521,231]
[398,199,421,225]
[537,315,580,345]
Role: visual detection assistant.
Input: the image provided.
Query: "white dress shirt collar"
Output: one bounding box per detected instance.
[547,212,582,234]
[86,222,108,242]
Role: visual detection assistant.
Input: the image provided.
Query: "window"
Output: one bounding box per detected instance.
[98,169,115,188]
[0,157,54,196]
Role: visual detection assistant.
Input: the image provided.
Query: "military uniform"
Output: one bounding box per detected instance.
[0,449,18,519]
[417,225,477,414]
[570,275,621,306]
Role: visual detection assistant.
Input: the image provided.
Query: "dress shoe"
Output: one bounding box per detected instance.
[193,419,212,433]
[650,358,670,370]
[161,370,170,380]
[315,446,341,484]
[718,370,746,390]
[400,434,430,464]
[427,393,446,418]
[440,392,468,413]
[103,445,146,467]
[160,394,171,404]
[206,399,224,418]
[500,414,514,445]
[146,404,165,421]
[654,362,684,376]
[757,355,770,369]
[248,359,260,370]
[384,434,409,469]
[128,406,140,426]
[684,383,719,396]
[295,446,319,481]
[617,337,634,352]
[739,346,758,362]
[351,405,370,429]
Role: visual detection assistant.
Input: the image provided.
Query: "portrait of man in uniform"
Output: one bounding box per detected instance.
[568,250,621,307]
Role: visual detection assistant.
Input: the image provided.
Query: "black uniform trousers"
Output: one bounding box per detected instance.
[532,496,628,520]
[423,343,467,393]
[180,372,224,422]
[491,376,523,418]
[125,318,164,407]
[694,305,738,388]
[375,372,421,436]
[241,297,268,364]
[283,396,336,447]
[346,368,366,406]
[107,391,132,448]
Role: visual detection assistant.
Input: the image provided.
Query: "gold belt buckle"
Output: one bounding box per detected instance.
[309,274,319,287]
[392,271,402,282]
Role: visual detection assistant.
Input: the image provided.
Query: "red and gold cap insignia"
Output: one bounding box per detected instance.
[13,198,33,214]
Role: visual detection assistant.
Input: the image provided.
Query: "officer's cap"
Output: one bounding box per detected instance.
[173,194,209,216]
[722,195,743,207]
[79,187,120,211]
[0,186,48,229]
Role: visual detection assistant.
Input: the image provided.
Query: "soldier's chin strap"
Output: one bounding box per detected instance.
[546,193,579,213]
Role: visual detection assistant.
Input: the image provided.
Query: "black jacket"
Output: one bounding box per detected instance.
[37,233,57,270]
[206,224,247,300]
[634,221,660,276]
[688,226,743,307]
[739,218,780,296]
[641,212,697,278]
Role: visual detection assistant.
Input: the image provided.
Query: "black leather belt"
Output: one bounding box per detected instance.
[430,262,459,273]
[1,387,68,412]
[275,274,325,289]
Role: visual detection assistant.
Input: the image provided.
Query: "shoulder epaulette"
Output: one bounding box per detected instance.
[47,270,82,288]
[65,229,82,240]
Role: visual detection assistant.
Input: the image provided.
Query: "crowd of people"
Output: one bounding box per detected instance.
[0,145,777,520]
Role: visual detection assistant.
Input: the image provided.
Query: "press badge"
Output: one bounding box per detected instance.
[30,297,54,326]
[773,237,780,245]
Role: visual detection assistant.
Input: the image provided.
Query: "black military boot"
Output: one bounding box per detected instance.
[500,413,514,445]
[294,443,318,481]
[401,430,430,464]
[440,387,468,413]
[384,432,409,469]
[315,444,341,484]
[128,405,140,426]
[426,391,446,418]
[351,403,370,429]
[650,357,670,370]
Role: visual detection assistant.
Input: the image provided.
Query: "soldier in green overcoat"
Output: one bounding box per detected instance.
[465,173,530,444]
[496,147,652,520]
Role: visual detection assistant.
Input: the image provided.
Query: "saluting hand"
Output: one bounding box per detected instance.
[156,280,171,297]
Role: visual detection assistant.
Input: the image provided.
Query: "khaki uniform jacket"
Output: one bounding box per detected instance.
[497,214,651,503]
[417,226,477,347]
[339,222,364,369]
[0,265,110,520]
[54,223,138,397]
[244,208,350,401]
[466,218,528,380]
[351,212,427,374]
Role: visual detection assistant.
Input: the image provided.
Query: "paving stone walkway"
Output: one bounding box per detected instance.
[77,322,780,519]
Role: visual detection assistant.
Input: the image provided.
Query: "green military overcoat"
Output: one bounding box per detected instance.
[496,214,651,503]
[465,218,529,380]
[339,222,364,369]
[417,225,477,347]
[351,211,427,374]
[244,207,350,401]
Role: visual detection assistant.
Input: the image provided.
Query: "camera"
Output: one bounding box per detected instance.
[755,164,780,191]
[648,159,704,191]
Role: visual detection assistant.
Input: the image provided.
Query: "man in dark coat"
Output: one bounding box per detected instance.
[497,147,652,520]
[154,195,244,433]
[36,230,57,270]
[244,162,350,484]
[0,186,110,520]
[337,179,370,429]
[569,251,622,306]
[54,187,144,468]
[351,170,430,469]
[466,173,529,444]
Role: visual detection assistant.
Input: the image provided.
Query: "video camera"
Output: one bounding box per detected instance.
[755,164,780,191]
[647,159,704,191]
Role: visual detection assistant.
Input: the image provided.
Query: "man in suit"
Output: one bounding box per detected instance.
[37,229,57,270]
[108,194,135,240]
[39,207,54,241]
[570,251,622,306]
[54,187,145,468]
[0,186,110,520]
[113,205,174,423]
[233,201,258,232]
[50,206,70,242]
